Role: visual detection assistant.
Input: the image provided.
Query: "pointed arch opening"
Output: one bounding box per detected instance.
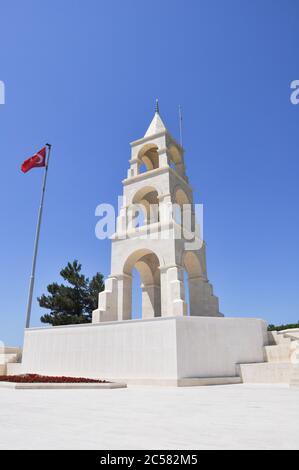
[137,144,159,172]
[131,186,160,226]
[123,249,161,319]
[169,145,182,165]
[173,187,192,228]
[182,251,203,317]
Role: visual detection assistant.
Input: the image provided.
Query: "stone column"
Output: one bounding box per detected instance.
[92,276,118,323]
[182,204,194,236]
[141,284,161,319]
[160,268,168,317]
[116,206,128,237]
[188,275,219,317]
[160,265,187,317]
[116,273,132,321]
[127,158,139,178]
[158,193,173,237]
[176,161,186,178]
[158,147,169,168]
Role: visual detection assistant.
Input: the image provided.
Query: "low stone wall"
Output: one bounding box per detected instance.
[20,316,268,384]
[238,362,293,384]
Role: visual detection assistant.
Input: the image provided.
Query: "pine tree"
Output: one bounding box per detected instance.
[38,260,104,326]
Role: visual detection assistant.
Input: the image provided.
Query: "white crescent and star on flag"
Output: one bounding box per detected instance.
[34,152,44,164]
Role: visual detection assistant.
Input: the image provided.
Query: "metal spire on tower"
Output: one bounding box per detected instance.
[178,104,183,147]
[155,98,160,114]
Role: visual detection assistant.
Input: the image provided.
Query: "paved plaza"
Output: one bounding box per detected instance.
[0,383,298,450]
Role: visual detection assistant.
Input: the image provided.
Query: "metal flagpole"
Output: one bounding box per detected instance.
[179,104,183,147]
[25,143,52,329]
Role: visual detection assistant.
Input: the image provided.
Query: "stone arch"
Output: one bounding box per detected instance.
[123,249,162,318]
[175,187,191,206]
[182,251,204,317]
[173,187,191,226]
[182,251,203,279]
[169,145,183,165]
[131,186,160,225]
[123,248,162,277]
[137,143,159,172]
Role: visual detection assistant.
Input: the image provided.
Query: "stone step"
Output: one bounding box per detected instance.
[278,329,299,341]
[291,370,299,380]
[290,365,299,388]
[268,331,291,345]
[6,363,23,375]
[0,347,21,355]
[0,353,19,364]
[177,376,242,387]
[238,362,292,384]
[112,376,242,386]
[264,344,291,363]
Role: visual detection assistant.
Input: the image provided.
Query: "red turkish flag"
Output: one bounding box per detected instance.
[21,147,46,173]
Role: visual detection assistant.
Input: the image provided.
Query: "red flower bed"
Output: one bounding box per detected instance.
[0,374,108,383]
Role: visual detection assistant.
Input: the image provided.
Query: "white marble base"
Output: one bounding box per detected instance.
[19,316,268,384]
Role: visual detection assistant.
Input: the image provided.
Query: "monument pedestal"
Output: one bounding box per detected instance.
[20,316,268,385]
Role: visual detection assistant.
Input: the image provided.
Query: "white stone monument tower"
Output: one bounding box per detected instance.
[92,102,222,322]
[20,103,269,384]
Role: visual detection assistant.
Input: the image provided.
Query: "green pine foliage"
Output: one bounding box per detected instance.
[268,321,299,331]
[38,260,104,326]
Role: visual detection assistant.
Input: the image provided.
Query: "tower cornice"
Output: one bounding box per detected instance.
[130,131,167,147]
[130,130,183,153]
[122,165,191,190]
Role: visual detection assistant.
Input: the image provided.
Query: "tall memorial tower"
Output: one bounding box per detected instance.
[20,103,269,385]
[92,103,222,322]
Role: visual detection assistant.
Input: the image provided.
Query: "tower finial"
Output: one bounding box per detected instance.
[178,104,183,147]
[155,98,160,114]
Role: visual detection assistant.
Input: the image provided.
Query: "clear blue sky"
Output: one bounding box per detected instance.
[0,0,298,346]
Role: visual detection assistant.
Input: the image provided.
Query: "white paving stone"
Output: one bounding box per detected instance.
[0,384,298,450]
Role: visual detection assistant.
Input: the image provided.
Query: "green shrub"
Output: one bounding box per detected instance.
[268,322,299,331]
